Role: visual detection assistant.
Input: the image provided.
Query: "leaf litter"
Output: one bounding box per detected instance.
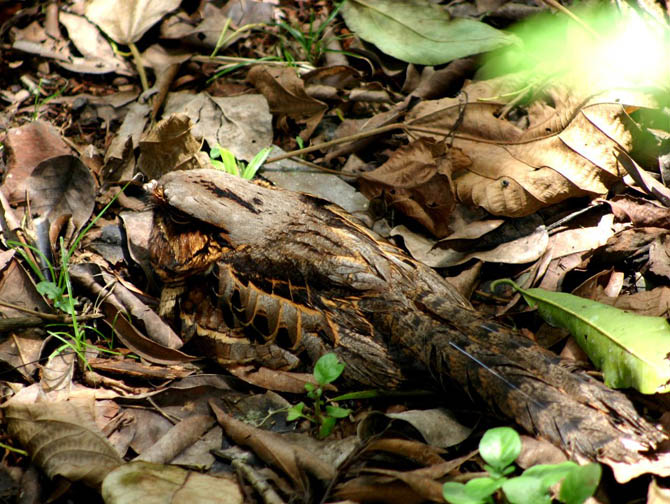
[1,0,670,501]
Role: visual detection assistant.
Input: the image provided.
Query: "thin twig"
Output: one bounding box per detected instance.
[0,299,102,323]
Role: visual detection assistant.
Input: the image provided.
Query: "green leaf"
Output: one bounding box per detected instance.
[242,147,272,180]
[464,477,503,500]
[210,145,223,159]
[325,405,351,418]
[210,159,225,171]
[340,0,515,65]
[522,461,578,488]
[211,147,239,176]
[36,281,63,301]
[496,279,670,394]
[318,416,336,438]
[479,427,521,474]
[313,353,345,385]
[502,475,552,504]
[558,463,601,504]
[331,389,382,401]
[442,482,488,504]
[286,402,305,421]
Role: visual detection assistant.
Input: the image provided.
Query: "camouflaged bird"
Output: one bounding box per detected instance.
[147,168,666,467]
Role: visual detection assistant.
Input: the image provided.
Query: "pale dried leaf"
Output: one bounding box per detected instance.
[407,81,637,216]
[392,223,548,267]
[164,92,273,161]
[4,398,122,487]
[247,65,327,139]
[58,12,132,75]
[385,409,473,448]
[137,113,210,180]
[85,0,181,45]
[102,461,243,504]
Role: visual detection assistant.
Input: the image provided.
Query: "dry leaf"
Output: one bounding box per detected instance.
[211,401,335,494]
[4,398,122,487]
[247,65,327,140]
[360,138,456,237]
[28,154,96,236]
[102,461,243,503]
[406,81,647,216]
[137,113,210,180]
[164,92,272,161]
[85,0,181,45]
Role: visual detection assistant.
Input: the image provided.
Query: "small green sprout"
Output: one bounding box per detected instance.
[209,145,272,180]
[287,353,351,438]
[274,2,345,65]
[9,182,130,368]
[442,427,601,504]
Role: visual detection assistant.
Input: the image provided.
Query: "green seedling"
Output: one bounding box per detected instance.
[209,145,273,180]
[273,2,346,65]
[9,182,129,368]
[442,427,601,504]
[287,353,351,438]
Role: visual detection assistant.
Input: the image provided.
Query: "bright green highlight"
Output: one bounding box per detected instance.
[481,4,670,94]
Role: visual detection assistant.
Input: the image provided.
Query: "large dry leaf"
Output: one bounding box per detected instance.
[102,461,243,504]
[163,92,273,161]
[247,65,327,140]
[360,138,455,237]
[4,398,122,487]
[135,415,215,464]
[392,220,548,267]
[58,12,133,75]
[101,304,196,365]
[103,101,152,183]
[70,263,183,349]
[27,154,96,235]
[85,0,181,45]
[137,113,210,180]
[359,409,472,449]
[265,155,370,215]
[161,1,274,50]
[406,82,646,216]
[2,121,71,204]
[211,401,335,494]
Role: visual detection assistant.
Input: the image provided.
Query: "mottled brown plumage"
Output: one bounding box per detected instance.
[149,169,666,467]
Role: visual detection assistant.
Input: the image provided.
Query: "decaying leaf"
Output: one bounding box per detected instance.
[392,220,548,268]
[85,0,181,45]
[359,138,456,238]
[247,65,327,140]
[137,113,210,180]
[210,401,336,494]
[58,12,133,75]
[102,460,243,503]
[28,154,96,237]
[406,81,649,217]
[4,397,122,487]
[163,92,273,161]
[3,121,72,204]
[359,409,472,449]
